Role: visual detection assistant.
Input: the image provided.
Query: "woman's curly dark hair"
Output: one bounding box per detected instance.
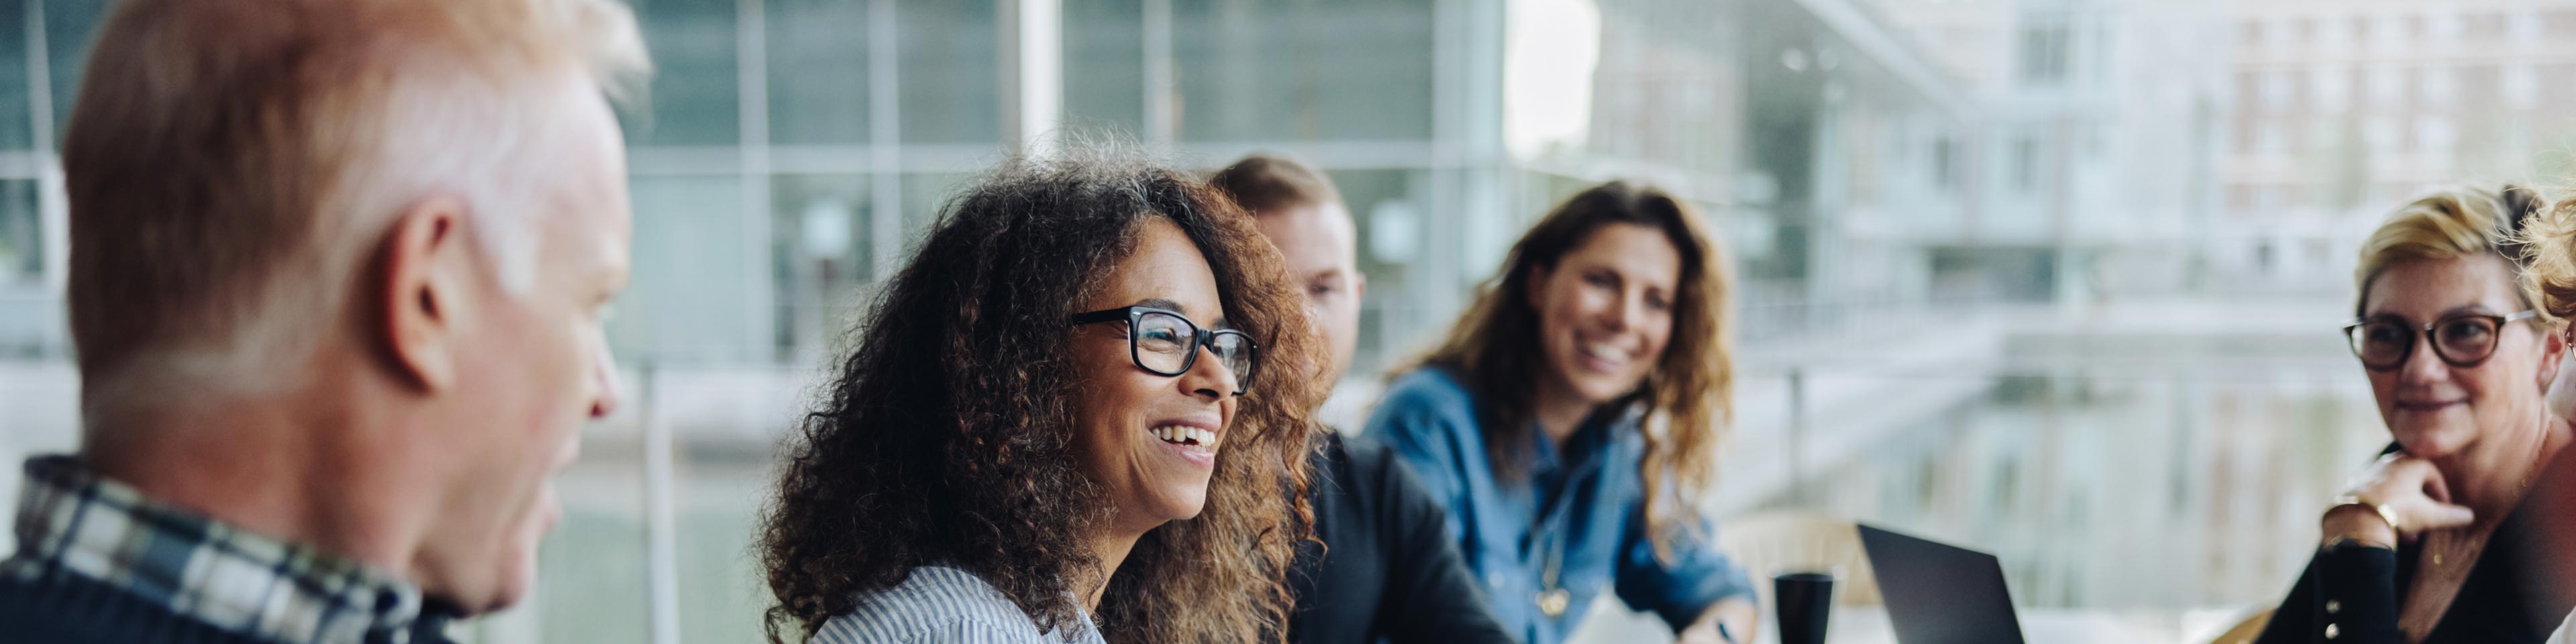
[757,147,1328,644]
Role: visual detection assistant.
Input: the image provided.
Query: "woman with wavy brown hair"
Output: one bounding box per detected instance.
[757,149,1328,644]
[1365,180,1755,644]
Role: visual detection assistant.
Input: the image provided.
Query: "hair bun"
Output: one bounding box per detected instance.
[2505,184,2540,233]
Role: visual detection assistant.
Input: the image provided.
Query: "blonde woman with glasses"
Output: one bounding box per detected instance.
[2256,186,2575,644]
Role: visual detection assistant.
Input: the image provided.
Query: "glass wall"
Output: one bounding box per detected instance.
[0,180,36,288]
[1172,0,1438,142]
[0,1,74,362]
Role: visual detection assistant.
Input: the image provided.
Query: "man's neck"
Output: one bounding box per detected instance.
[78,384,428,579]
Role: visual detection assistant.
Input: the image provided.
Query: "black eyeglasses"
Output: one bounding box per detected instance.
[2342,310,2539,372]
[1070,305,1258,395]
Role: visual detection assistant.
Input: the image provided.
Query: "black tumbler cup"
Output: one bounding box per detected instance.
[1772,571,1835,644]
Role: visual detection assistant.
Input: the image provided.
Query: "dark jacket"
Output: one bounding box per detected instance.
[2254,444,2573,644]
[1287,431,1517,644]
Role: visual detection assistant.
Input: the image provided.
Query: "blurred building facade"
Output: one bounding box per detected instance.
[1866,0,2236,305]
[2214,0,2576,292]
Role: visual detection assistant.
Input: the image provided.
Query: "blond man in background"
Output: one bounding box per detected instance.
[1210,154,1513,644]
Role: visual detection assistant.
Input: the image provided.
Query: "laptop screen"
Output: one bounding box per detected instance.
[1857,524,2027,644]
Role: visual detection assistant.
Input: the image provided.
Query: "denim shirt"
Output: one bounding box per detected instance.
[1364,368,1754,644]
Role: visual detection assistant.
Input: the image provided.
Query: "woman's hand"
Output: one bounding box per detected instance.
[1677,596,1760,644]
[2323,453,2476,548]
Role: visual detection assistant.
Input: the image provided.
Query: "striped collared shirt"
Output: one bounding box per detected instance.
[814,566,1104,644]
[2,455,429,644]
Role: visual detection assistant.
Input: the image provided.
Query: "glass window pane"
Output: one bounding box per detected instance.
[614,176,761,362]
[1327,168,1429,376]
[1588,1,1735,174]
[0,363,77,548]
[771,174,871,362]
[533,451,649,644]
[897,2,999,145]
[1173,0,1435,142]
[900,172,975,243]
[43,0,107,145]
[1064,0,1144,138]
[628,0,741,146]
[0,5,32,151]
[0,180,34,285]
[678,453,771,643]
[766,0,869,146]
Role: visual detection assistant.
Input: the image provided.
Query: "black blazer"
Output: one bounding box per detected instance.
[1286,431,1516,644]
[2253,444,2572,644]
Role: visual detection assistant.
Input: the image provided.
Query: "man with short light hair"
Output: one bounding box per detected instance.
[0,0,649,641]
[1210,154,1366,378]
[1211,154,1511,644]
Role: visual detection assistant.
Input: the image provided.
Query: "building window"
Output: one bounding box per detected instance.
[2307,118,2340,153]
[2512,10,2544,43]
[2260,70,2294,111]
[2018,17,2072,86]
[2416,115,2456,152]
[765,0,872,146]
[627,0,743,147]
[2312,66,2350,112]
[2506,64,2540,110]
[2316,16,2353,49]
[2011,136,2041,193]
[2364,117,2400,152]
[1175,0,1438,142]
[2367,67,2405,105]
[2427,7,2463,41]
[2419,66,2456,106]
[2371,11,2408,46]
[2263,17,2297,52]
[2257,121,2286,156]
[0,180,36,287]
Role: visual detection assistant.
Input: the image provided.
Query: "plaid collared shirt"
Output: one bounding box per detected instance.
[3,455,429,644]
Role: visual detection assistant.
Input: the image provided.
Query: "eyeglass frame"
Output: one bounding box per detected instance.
[1068,305,1259,395]
[2340,309,2540,372]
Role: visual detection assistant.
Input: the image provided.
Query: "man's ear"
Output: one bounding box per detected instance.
[1352,271,1367,300]
[376,198,472,392]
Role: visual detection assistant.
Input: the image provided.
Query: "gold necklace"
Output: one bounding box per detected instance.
[2434,425,2551,568]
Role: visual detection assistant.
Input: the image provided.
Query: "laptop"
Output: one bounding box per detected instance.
[1856,524,2027,644]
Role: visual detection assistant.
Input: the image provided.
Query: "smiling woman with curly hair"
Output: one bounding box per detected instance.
[757,148,1328,644]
